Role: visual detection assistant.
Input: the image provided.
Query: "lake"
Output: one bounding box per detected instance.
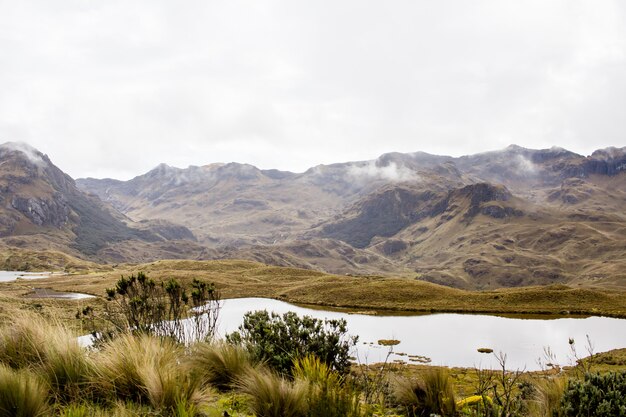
[216,297,626,370]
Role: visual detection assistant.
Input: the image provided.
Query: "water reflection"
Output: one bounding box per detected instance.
[217,298,626,370]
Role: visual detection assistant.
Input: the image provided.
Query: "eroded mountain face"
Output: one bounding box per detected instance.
[0,142,202,260]
[3,141,626,289]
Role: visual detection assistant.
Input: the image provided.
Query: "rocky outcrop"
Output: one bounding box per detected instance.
[583,147,626,176]
[320,186,444,248]
[431,183,513,220]
[10,195,70,227]
[137,219,197,241]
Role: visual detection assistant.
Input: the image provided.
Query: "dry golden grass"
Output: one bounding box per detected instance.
[1,259,625,319]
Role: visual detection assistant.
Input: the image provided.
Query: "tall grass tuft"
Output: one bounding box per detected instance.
[0,312,94,403]
[238,368,308,417]
[0,364,49,417]
[533,377,567,417]
[186,341,254,391]
[293,355,365,417]
[393,368,456,417]
[92,333,209,413]
[0,312,52,369]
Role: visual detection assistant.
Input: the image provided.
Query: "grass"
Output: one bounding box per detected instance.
[91,333,210,412]
[293,356,365,417]
[0,309,622,416]
[238,369,308,417]
[0,364,49,417]
[533,377,567,417]
[4,259,626,319]
[392,368,456,417]
[186,341,255,391]
[0,312,93,403]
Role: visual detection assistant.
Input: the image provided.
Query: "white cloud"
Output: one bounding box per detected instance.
[0,1,624,179]
[348,161,419,182]
[0,141,45,165]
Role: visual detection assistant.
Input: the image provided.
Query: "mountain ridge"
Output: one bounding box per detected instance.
[2,141,626,290]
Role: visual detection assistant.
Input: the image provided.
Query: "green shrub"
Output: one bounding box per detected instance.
[102,273,220,343]
[185,341,254,391]
[0,364,49,417]
[560,372,626,417]
[227,310,357,375]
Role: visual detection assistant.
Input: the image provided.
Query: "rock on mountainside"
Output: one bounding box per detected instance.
[0,142,199,261]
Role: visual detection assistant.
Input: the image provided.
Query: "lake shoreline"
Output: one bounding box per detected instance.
[250,295,626,319]
[217,297,626,371]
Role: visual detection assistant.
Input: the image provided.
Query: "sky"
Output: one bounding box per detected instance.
[0,1,625,180]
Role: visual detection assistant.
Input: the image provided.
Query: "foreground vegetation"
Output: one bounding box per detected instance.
[1,307,625,417]
[0,271,624,416]
[0,262,625,416]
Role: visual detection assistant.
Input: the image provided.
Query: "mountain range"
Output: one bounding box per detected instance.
[1,141,625,289]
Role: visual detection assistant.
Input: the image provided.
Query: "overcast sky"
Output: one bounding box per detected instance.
[1,1,625,180]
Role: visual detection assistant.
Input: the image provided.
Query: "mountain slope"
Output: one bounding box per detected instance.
[6,142,625,290]
[0,142,198,262]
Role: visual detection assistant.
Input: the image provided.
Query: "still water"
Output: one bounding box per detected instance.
[217,297,626,371]
[24,288,95,300]
[0,270,64,282]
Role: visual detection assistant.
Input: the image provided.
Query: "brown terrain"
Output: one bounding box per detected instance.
[1,141,625,290]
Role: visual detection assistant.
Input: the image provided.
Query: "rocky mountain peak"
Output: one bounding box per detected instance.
[0,141,47,166]
[590,146,626,160]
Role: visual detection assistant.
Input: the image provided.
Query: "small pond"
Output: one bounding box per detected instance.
[24,288,95,300]
[0,270,64,282]
[216,298,626,371]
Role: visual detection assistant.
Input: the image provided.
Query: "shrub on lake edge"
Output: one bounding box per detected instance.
[226,310,357,376]
[560,371,626,417]
[88,272,221,344]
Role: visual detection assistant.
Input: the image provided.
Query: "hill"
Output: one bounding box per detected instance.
[0,142,203,264]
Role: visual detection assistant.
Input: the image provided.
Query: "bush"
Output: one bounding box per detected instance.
[0,364,49,417]
[101,273,220,343]
[560,372,626,417]
[227,310,357,375]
